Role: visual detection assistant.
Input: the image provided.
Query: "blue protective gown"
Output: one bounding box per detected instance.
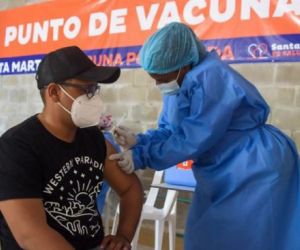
[132,51,300,250]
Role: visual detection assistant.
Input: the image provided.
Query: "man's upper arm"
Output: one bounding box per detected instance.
[0,137,42,200]
[0,199,47,245]
[0,136,46,246]
[103,140,141,196]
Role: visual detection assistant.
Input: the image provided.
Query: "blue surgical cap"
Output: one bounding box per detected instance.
[139,22,207,74]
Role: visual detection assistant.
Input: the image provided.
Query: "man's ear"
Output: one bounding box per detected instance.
[46,83,60,102]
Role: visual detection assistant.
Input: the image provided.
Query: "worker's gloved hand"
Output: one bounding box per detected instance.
[113,126,137,149]
[109,150,135,174]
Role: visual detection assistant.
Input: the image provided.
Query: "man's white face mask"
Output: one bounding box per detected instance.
[57,85,103,128]
[157,68,181,95]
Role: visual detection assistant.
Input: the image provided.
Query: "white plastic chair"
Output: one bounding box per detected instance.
[111,171,178,250]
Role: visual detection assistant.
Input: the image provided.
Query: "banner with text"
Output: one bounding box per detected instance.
[0,0,299,75]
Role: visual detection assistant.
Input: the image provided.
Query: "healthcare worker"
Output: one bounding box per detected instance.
[110,22,300,250]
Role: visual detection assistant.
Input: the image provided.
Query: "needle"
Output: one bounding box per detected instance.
[111,113,131,152]
[111,113,127,133]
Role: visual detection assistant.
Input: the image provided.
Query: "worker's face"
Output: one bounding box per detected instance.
[149,65,190,86]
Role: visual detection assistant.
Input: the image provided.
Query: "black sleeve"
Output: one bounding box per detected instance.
[0,135,43,201]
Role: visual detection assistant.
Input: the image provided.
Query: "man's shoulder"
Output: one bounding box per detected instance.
[79,126,106,151]
[1,115,39,143]
[80,126,103,137]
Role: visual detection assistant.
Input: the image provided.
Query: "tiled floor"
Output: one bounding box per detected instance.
[0,227,183,250]
[138,245,153,250]
[138,227,184,250]
[0,227,184,250]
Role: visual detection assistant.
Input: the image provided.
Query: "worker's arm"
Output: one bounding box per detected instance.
[132,71,244,170]
[100,140,143,249]
[0,199,74,250]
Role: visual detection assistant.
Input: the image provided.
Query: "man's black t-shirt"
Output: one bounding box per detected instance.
[0,115,106,250]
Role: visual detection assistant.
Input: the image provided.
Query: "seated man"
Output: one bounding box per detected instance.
[0,46,143,250]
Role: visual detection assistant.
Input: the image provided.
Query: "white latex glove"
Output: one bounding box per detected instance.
[109,150,135,174]
[113,126,137,149]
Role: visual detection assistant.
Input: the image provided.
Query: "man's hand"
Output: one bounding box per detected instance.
[109,150,134,174]
[100,234,131,250]
[113,126,137,149]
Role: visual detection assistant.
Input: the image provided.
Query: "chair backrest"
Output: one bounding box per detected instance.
[111,170,178,237]
[161,189,177,217]
[144,171,178,217]
[151,170,164,185]
[144,171,164,207]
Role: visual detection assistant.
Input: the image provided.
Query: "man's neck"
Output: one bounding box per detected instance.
[37,111,77,143]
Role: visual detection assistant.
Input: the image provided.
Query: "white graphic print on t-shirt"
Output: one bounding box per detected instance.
[43,156,104,236]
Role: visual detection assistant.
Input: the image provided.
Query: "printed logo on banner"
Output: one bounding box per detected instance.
[271,42,300,58]
[248,43,269,59]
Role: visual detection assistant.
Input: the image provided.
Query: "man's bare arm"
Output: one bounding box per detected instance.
[101,140,143,248]
[0,199,74,250]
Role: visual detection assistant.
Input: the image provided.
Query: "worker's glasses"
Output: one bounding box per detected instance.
[59,82,101,99]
